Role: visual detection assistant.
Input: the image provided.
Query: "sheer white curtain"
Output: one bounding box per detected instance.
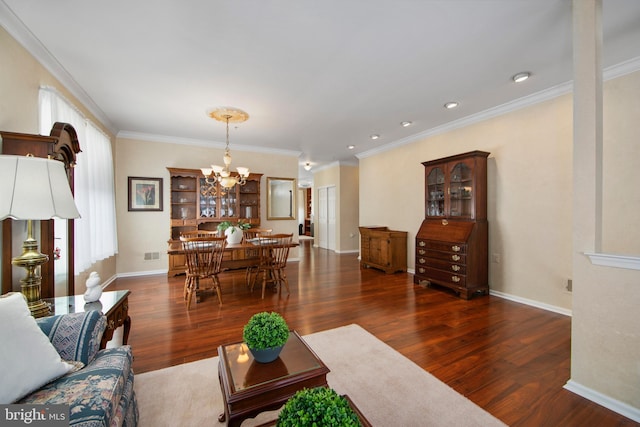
[39,87,118,274]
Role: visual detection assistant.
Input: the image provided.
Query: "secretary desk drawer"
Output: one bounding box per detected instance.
[416,248,467,264]
[416,267,467,288]
[416,239,467,254]
[416,257,467,275]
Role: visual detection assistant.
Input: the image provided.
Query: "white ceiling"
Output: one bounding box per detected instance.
[2,1,640,186]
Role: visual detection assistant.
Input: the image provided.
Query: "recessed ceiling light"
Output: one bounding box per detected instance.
[347,145,355,150]
[444,102,459,109]
[401,121,412,127]
[370,134,380,140]
[512,72,531,83]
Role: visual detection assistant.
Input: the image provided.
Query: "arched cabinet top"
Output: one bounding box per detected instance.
[50,122,82,169]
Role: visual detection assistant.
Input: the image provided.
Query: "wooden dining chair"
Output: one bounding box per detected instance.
[180,230,219,239]
[242,228,272,286]
[180,235,227,309]
[250,233,293,299]
[179,230,219,300]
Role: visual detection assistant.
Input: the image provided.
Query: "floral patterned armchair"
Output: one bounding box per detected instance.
[18,310,138,427]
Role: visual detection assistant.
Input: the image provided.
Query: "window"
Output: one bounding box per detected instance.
[39,87,118,273]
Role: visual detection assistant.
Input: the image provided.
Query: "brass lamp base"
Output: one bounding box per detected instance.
[11,219,52,318]
[25,297,51,318]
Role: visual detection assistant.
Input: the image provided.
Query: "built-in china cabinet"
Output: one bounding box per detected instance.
[1,123,81,297]
[166,167,262,276]
[414,151,489,299]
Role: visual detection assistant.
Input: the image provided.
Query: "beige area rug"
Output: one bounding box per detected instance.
[135,324,507,427]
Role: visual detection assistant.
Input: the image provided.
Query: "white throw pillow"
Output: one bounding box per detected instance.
[0,293,74,403]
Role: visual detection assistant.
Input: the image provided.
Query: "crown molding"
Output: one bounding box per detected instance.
[0,1,117,135]
[117,130,302,157]
[357,56,640,161]
[312,159,359,173]
[603,55,640,80]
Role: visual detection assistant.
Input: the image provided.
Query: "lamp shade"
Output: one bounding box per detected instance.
[0,155,80,221]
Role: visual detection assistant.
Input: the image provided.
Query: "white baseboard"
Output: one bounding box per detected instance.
[489,289,572,317]
[408,272,571,317]
[116,269,167,278]
[101,274,118,289]
[564,380,640,423]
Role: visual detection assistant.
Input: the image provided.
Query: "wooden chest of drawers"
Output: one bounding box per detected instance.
[359,226,407,274]
[414,219,488,299]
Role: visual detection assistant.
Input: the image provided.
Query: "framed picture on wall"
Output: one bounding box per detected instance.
[128,177,163,211]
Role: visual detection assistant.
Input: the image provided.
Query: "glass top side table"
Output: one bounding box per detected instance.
[44,290,131,349]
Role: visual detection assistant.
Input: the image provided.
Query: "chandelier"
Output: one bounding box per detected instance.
[201,107,250,195]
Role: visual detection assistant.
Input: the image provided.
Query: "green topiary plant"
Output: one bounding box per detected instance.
[242,311,289,350]
[277,387,362,426]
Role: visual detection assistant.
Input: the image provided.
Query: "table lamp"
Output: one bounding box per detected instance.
[0,154,80,317]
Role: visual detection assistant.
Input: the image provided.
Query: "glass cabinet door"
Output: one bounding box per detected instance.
[426,167,445,217]
[170,176,197,220]
[239,180,259,221]
[220,187,239,219]
[199,178,218,218]
[449,162,473,218]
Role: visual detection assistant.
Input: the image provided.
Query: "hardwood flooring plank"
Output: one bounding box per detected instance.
[108,243,638,426]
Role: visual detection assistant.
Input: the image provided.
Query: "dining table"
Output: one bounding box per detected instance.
[167,240,298,274]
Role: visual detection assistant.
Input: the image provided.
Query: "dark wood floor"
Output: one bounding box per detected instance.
[110,241,638,427]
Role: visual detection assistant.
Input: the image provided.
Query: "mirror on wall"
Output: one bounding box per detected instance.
[267,177,296,220]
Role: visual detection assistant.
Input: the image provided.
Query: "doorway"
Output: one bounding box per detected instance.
[316,186,336,251]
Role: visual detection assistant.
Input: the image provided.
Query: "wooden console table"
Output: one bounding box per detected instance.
[45,290,131,349]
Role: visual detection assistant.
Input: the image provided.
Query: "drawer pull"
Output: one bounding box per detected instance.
[451,254,461,261]
[418,241,426,247]
[418,249,426,255]
[451,265,460,272]
[418,258,426,264]
[442,219,448,226]
[451,245,460,252]
[418,268,425,273]
[451,276,460,283]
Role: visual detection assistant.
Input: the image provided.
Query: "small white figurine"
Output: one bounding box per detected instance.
[83,272,102,302]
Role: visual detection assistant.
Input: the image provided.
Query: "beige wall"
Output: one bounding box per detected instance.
[0,27,117,292]
[569,2,640,413]
[114,137,300,274]
[3,21,639,414]
[602,71,640,255]
[361,94,574,309]
[338,165,359,252]
[313,163,359,253]
[360,69,640,411]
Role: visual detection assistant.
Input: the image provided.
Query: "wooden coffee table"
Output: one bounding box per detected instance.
[217,331,330,427]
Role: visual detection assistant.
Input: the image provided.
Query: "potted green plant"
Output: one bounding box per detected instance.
[277,387,362,426]
[242,311,290,363]
[217,220,251,244]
